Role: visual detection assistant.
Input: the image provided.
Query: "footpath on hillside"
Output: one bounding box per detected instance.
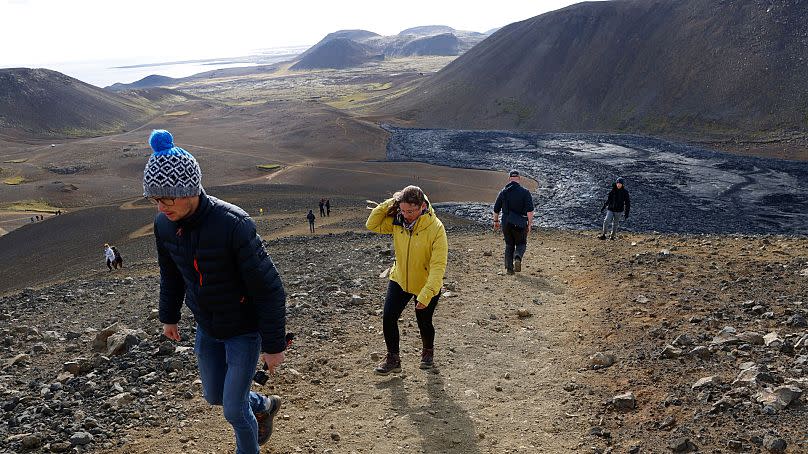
[1,203,806,453]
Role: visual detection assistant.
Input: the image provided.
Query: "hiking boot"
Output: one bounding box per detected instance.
[609,234,616,240]
[598,234,606,240]
[506,268,515,275]
[514,257,522,272]
[374,353,401,375]
[256,395,281,445]
[420,348,434,369]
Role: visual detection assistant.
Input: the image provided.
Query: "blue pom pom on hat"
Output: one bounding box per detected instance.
[149,129,175,153]
[143,129,203,198]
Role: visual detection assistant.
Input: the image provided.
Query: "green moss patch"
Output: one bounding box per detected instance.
[3,176,26,185]
[3,200,59,212]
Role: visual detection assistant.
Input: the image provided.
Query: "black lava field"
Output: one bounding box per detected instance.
[385,126,808,235]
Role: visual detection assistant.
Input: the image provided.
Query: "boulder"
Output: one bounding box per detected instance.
[611,392,636,411]
[692,376,721,390]
[753,385,802,411]
[589,352,616,369]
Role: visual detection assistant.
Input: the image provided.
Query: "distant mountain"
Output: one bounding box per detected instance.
[291,38,383,70]
[292,25,486,70]
[383,0,808,139]
[398,25,457,37]
[0,68,155,138]
[106,74,178,91]
[399,33,461,57]
[297,30,381,60]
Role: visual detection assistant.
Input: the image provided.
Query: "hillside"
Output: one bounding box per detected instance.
[290,38,383,70]
[0,68,156,138]
[105,74,179,91]
[292,25,487,69]
[389,33,461,57]
[0,188,806,453]
[382,0,808,140]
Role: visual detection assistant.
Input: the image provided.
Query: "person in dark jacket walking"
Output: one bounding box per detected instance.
[306,210,316,233]
[144,130,286,454]
[318,199,326,217]
[325,199,330,217]
[599,177,631,240]
[493,170,535,275]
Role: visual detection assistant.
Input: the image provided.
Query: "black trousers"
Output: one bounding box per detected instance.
[382,280,440,354]
[502,223,528,271]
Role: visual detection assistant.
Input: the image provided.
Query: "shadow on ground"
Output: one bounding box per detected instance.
[376,372,481,454]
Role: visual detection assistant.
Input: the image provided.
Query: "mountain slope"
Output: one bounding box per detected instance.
[383,0,808,138]
[106,74,179,91]
[292,25,487,69]
[0,68,155,138]
[291,38,383,70]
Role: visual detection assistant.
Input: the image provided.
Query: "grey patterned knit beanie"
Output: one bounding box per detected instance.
[143,130,202,198]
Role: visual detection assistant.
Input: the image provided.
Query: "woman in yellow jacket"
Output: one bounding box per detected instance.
[366,185,448,374]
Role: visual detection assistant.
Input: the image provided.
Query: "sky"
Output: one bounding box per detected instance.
[1,0,593,67]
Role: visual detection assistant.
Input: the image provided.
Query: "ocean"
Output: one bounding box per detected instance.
[23,45,309,88]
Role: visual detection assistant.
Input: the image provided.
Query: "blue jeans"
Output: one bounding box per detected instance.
[195,325,268,454]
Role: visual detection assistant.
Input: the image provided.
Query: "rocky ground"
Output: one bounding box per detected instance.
[1,200,807,453]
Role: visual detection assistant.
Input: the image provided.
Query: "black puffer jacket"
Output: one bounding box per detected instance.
[155,191,286,354]
[602,184,631,217]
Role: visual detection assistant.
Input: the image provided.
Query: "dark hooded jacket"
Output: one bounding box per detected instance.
[493,182,534,228]
[154,191,286,354]
[602,184,631,216]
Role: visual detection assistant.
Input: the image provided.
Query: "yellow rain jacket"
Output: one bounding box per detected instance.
[366,197,448,306]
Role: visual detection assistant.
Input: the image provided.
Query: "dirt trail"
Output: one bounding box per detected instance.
[102,213,617,454]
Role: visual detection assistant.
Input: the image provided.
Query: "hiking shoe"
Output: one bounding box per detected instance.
[256,395,281,445]
[420,348,434,369]
[506,268,515,275]
[514,257,522,272]
[598,234,606,240]
[374,353,401,375]
[609,234,616,240]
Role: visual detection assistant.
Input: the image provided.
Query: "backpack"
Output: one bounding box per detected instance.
[112,247,122,261]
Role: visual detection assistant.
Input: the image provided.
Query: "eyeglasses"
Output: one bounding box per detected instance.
[147,197,176,206]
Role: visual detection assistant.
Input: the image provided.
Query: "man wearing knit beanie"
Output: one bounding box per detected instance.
[145,130,287,452]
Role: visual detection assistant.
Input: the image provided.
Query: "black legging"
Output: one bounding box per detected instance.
[382,280,440,354]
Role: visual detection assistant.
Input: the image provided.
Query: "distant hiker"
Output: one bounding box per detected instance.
[111,246,123,269]
[104,243,115,271]
[306,210,316,233]
[259,208,264,216]
[493,170,535,275]
[144,129,286,453]
[319,198,326,217]
[599,177,631,240]
[366,185,448,374]
[325,199,331,217]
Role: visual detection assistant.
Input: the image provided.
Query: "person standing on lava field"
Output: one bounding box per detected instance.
[366,185,448,374]
[599,177,631,240]
[318,198,326,217]
[144,129,286,454]
[493,170,534,275]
